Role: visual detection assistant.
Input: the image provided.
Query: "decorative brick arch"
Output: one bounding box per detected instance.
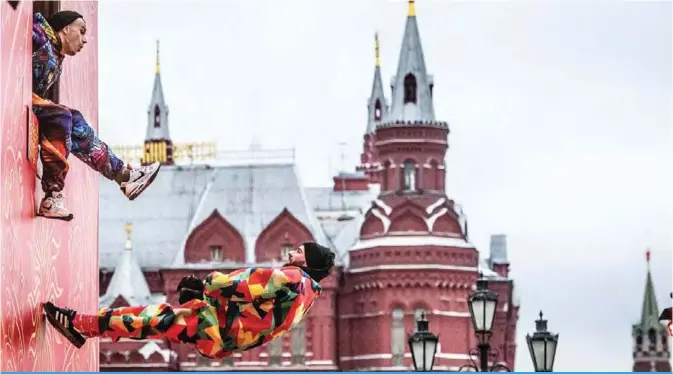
[360,208,386,237]
[388,200,428,233]
[433,214,463,236]
[184,209,246,263]
[255,208,314,262]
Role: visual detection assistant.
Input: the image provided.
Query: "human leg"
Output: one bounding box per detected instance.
[34,105,74,221]
[43,301,200,348]
[69,109,162,200]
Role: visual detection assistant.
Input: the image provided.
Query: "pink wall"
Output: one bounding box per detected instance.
[1,1,99,371]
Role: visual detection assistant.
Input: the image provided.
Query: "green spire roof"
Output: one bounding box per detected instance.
[637,250,664,330]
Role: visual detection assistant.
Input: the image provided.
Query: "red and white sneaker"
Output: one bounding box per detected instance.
[37,192,74,221]
[120,162,161,201]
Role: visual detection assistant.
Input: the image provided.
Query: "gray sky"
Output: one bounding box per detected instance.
[97,0,672,371]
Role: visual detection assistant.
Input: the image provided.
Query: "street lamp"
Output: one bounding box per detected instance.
[408,311,439,372]
[460,275,510,372]
[526,311,559,372]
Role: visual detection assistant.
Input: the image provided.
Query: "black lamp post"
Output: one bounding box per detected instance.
[408,311,439,371]
[526,311,559,372]
[461,275,510,372]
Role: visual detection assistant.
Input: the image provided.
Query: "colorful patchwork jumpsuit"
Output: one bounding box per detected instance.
[44,266,322,358]
[32,12,161,221]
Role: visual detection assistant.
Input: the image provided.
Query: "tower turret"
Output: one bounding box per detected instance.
[341,2,517,371]
[373,0,448,194]
[357,32,388,182]
[632,250,671,372]
[143,40,174,166]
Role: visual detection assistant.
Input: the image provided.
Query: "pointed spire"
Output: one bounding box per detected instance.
[155,40,160,74]
[387,0,437,124]
[366,32,388,134]
[99,223,153,308]
[145,39,171,143]
[640,250,661,327]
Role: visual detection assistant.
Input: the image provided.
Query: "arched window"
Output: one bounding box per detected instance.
[404,74,417,104]
[210,245,223,262]
[648,328,657,346]
[374,99,382,121]
[291,320,306,365]
[402,160,417,191]
[391,308,405,366]
[154,105,161,128]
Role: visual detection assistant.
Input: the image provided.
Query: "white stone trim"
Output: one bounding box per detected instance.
[374,198,393,215]
[371,208,391,233]
[426,207,449,231]
[350,235,474,251]
[349,264,478,274]
[426,197,446,214]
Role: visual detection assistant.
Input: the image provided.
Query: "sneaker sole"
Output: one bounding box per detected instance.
[42,303,86,349]
[37,212,74,221]
[128,163,161,201]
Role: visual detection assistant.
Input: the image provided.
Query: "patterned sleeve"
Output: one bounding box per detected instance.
[204,267,303,305]
[32,13,49,52]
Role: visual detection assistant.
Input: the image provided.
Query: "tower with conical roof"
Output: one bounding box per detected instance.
[632,250,671,372]
[99,223,153,308]
[341,1,517,370]
[357,32,388,182]
[143,40,174,166]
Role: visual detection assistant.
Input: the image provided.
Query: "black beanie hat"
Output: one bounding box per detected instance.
[303,242,335,282]
[47,11,84,32]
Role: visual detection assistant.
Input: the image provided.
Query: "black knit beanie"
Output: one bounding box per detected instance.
[47,10,84,32]
[302,242,335,282]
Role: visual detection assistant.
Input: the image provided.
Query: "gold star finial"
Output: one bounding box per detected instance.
[124,222,133,250]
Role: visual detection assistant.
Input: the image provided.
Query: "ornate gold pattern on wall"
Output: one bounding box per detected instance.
[1,1,99,371]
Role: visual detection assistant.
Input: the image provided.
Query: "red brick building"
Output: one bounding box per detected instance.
[98,1,520,371]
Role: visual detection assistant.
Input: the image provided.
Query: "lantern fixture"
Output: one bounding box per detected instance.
[526,311,559,372]
[408,311,439,372]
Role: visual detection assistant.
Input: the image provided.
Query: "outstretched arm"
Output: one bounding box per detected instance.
[204,267,304,305]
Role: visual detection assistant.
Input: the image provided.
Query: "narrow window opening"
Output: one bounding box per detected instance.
[403,74,417,104]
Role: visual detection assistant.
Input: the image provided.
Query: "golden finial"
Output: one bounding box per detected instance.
[124,222,133,250]
[375,32,380,67]
[408,0,416,17]
[155,40,160,74]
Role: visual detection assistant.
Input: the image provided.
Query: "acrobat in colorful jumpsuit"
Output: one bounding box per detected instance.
[51,267,322,358]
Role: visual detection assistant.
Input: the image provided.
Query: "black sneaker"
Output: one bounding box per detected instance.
[43,302,86,348]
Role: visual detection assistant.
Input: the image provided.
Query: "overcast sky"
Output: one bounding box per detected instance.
[97,0,672,371]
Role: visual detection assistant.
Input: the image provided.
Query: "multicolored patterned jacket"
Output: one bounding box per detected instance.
[32,12,64,101]
[194,266,323,358]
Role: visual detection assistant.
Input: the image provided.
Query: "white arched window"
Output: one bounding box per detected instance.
[391,308,405,366]
[402,160,417,191]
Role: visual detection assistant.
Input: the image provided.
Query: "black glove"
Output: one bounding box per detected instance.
[176,275,204,293]
[179,288,204,304]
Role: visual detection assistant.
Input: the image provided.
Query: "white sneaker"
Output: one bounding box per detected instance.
[120,162,161,201]
[38,192,74,221]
